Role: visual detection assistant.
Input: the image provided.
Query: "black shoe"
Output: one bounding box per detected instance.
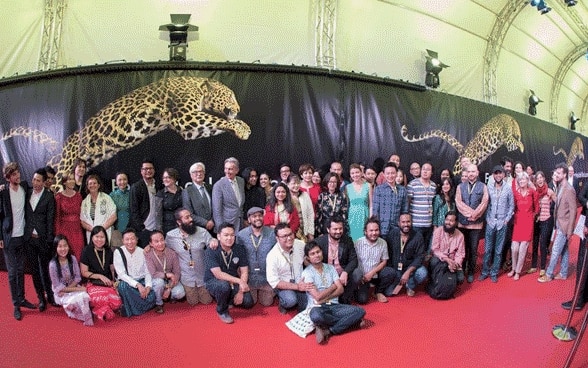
[562,300,585,310]
[38,301,47,312]
[50,302,60,308]
[14,307,22,321]
[20,300,36,310]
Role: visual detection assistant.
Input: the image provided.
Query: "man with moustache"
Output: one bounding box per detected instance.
[165,208,217,306]
[386,213,428,297]
[429,211,466,284]
[0,162,37,320]
[266,223,310,314]
[129,159,161,247]
[205,222,254,324]
[455,164,488,283]
[479,166,514,283]
[315,215,361,304]
[355,216,395,304]
[237,207,276,307]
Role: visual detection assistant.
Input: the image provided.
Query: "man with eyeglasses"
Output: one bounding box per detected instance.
[129,159,162,247]
[182,162,215,235]
[165,208,217,306]
[266,222,311,314]
[278,163,291,184]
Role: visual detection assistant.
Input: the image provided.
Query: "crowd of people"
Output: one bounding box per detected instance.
[1,153,587,345]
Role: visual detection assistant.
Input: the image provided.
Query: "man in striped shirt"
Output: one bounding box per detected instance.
[354,217,395,304]
[407,162,436,247]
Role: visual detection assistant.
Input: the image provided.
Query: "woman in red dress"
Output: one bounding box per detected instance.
[54,171,85,259]
[509,172,539,280]
[263,182,300,233]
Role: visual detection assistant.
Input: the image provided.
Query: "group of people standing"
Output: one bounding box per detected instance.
[2,152,587,340]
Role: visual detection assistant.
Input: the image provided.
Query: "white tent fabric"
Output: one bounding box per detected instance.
[1,0,586,133]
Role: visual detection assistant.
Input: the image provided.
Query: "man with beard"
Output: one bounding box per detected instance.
[355,216,395,304]
[455,164,488,283]
[165,208,218,306]
[386,213,428,297]
[315,215,361,304]
[236,207,276,306]
[479,166,514,283]
[429,211,466,284]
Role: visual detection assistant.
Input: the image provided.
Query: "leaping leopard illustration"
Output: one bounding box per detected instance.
[1,77,251,180]
[401,114,524,174]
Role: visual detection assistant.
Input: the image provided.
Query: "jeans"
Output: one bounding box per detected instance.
[205,278,254,315]
[356,266,395,304]
[482,225,508,277]
[309,303,366,335]
[531,218,553,269]
[340,268,363,304]
[152,278,186,305]
[276,289,307,312]
[546,229,569,278]
[385,265,428,295]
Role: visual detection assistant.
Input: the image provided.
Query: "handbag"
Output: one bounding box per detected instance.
[285,308,315,338]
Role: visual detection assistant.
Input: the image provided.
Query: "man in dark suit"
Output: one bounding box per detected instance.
[129,159,161,247]
[24,168,56,312]
[182,162,214,234]
[314,215,361,304]
[212,157,245,233]
[0,162,37,320]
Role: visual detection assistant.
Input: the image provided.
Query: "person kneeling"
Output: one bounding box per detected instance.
[49,235,93,326]
[145,230,185,314]
[114,228,156,317]
[204,223,254,324]
[302,241,367,345]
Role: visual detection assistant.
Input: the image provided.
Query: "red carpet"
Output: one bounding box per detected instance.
[0,239,587,368]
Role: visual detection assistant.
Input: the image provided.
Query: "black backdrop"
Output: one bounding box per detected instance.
[0,62,585,189]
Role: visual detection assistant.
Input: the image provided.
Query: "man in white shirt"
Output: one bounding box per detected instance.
[114,228,156,317]
[266,223,312,314]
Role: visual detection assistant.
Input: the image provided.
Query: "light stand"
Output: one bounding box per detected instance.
[159,14,198,61]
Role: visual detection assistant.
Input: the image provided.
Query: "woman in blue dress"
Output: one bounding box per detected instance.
[346,164,372,241]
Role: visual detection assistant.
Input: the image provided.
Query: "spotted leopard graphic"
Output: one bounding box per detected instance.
[553,137,584,167]
[401,114,524,174]
[2,77,251,180]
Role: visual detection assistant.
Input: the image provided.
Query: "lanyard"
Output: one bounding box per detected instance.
[94,248,105,271]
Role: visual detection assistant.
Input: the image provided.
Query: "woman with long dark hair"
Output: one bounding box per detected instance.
[432,178,456,230]
[79,226,122,320]
[263,182,300,232]
[49,235,93,326]
[315,172,349,236]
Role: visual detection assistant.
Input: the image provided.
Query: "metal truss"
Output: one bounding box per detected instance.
[483,0,527,105]
[549,43,588,124]
[313,0,337,69]
[38,0,66,71]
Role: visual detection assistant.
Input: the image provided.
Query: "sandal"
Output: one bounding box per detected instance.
[526,268,537,274]
[538,275,553,283]
[507,270,515,277]
[514,273,520,281]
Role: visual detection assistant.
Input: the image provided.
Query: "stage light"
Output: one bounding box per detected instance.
[528,90,543,116]
[570,112,580,130]
[159,14,198,61]
[564,0,577,6]
[529,0,552,14]
[424,49,449,89]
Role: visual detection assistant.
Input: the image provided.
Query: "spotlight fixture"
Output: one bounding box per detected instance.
[424,49,449,89]
[529,0,552,14]
[528,90,543,116]
[159,14,198,61]
[570,112,580,130]
[564,0,577,6]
